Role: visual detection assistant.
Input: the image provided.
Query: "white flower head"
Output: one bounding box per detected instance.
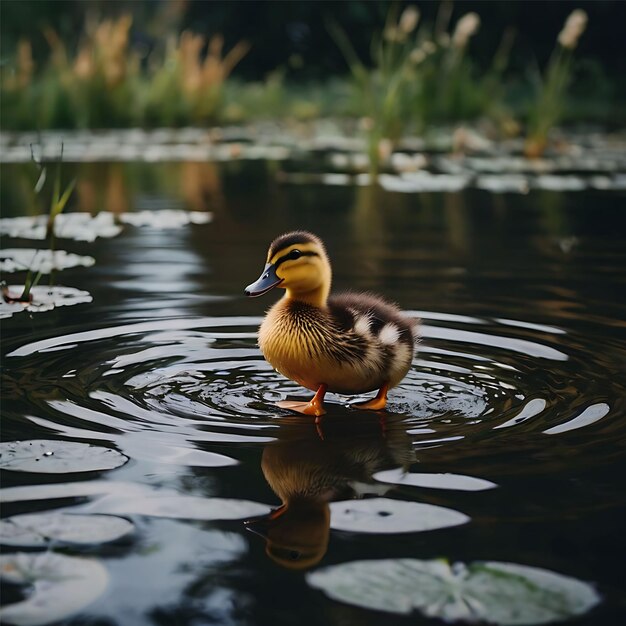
[452,12,481,48]
[399,6,420,35]
[557,9,588,49]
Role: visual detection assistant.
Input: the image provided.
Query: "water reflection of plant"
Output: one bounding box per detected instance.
[524,10,588,158]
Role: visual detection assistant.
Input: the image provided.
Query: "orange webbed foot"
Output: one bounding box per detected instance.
[275,399,326,417]
[276,384,327,417]
[350,383,389,412]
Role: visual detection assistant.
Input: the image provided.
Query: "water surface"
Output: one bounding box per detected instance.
[1,160,626,625]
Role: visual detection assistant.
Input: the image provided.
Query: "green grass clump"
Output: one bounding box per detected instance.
[1,15,250,130]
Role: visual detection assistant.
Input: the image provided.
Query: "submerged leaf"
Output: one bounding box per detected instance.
[0,552,109,626]
[0,512,134,547]
[329,497,469,533]
[0,440,128,473]
[307,558,601,624]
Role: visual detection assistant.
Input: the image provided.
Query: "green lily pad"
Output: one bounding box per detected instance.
[0,440,128,473]
[0,552,109,626]
[0,512,134,547]
[329,498,469,533]
[307,558,601,625]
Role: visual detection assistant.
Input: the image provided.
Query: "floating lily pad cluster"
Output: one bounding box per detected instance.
[3,126,625,191]
[319,469,599,624]
[0,438,271,625]
[0,440,129,625]
[0,209,212,319]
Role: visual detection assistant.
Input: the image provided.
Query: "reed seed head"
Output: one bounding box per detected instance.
[452,12,481,48]
[557,9,588,49]
[399,6,420,35]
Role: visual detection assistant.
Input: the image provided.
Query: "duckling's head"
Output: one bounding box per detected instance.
[245,503,330,570]
[245,231,331,306]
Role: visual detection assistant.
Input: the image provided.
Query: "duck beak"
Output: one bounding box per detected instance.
[245,263,283,297]
[244,504,286,538]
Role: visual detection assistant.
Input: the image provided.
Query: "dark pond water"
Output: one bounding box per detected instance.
[1,158,626,625]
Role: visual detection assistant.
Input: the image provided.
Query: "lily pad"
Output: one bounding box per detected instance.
[0,249,95,274]
[373,468,497,491]
[0,440,128,473]
[0,480,145,504]
[0,512,134,547]
[0,552,109,626]
[81,493,271,520]
[118,209,212,228]
[533,175,587,191]
[476,175,530,194]
[0,212,122,242]
[306,558,601,625]
[379,172,470,193]
[0,285,92,319]
[329,497,469,533]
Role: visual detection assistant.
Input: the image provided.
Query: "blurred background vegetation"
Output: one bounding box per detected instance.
[1,0,624,136]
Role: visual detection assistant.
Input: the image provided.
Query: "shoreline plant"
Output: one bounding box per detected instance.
[1,145,76,304]
[329,4,508,177]
[0,14,250,130]
[0,5,612,145]
[330,5,430,177]
[524,9,588,158]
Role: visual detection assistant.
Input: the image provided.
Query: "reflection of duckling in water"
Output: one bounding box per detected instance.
[245,415,415,570]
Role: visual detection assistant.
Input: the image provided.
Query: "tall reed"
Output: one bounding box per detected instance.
[524,9,588,158]
[142,31,250,125]
[330,5,426,176]
[330,4,500,176]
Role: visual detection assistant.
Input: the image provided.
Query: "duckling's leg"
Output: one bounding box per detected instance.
[351,382,389,411]
[276,384,327,417]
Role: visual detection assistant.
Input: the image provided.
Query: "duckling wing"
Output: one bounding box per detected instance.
[325,292,419,391]
[328,292,419,351]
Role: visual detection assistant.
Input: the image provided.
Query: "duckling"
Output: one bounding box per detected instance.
[245,231,419,417]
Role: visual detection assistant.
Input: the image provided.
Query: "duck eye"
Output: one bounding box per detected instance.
[288,249,302,260]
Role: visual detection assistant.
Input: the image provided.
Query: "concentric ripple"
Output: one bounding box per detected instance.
[3,312,624,471]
